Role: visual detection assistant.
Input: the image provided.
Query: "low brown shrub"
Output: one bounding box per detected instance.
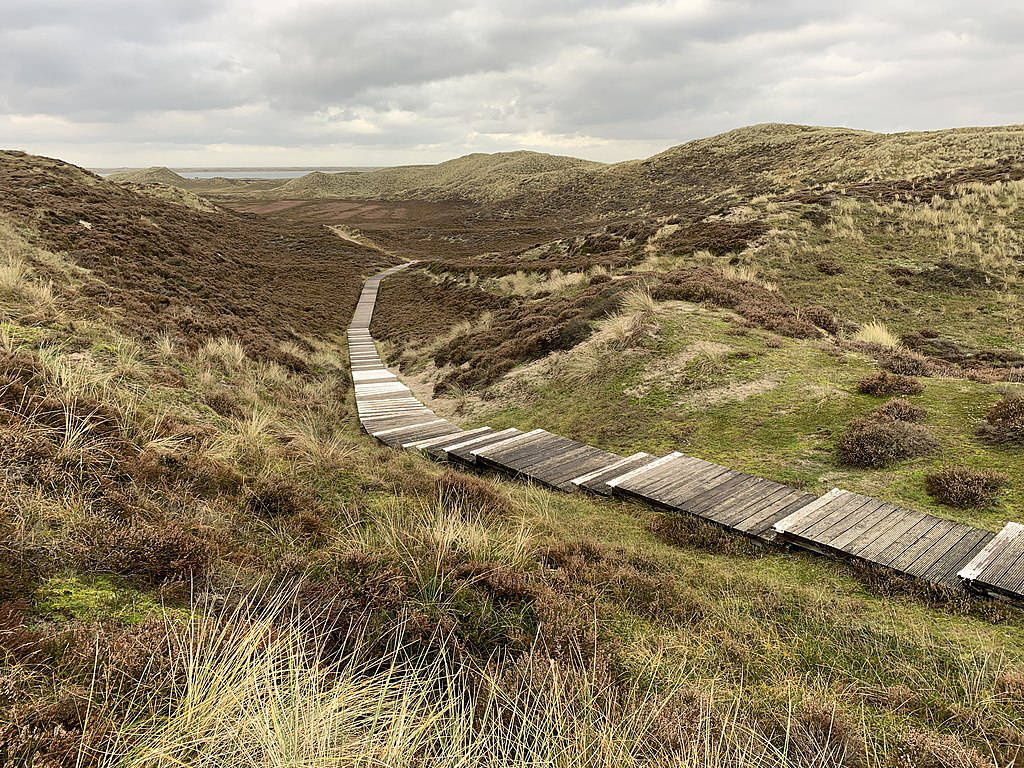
[857,371,924,396]
[205,389,241,417]
[978,395,1024,445]
[802,305,840,335]
[652,267,820,338]
[881,348,932,376]
[925,466,1008,508]
[80,520,216,584]
[891,728,995,768]
[837,417,939,468]
[871,398,927,423]
[245,475,308,518]
[433,470,512,518]
[816,259,844,275]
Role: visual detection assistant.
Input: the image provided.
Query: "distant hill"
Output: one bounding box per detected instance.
[107,165,193,186]
[277,150,606,203]
[261,124,1024,217]
[103,124,1024,220]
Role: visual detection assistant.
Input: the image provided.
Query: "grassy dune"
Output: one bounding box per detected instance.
[3,128,1024,767]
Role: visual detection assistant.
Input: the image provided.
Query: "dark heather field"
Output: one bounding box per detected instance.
[3,127,1024,768]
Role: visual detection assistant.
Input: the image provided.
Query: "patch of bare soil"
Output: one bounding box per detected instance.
[684,376,780,406]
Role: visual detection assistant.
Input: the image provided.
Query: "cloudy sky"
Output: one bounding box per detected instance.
[2,0,1021,168]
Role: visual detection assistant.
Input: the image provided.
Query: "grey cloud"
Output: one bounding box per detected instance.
[1,0,1020,166]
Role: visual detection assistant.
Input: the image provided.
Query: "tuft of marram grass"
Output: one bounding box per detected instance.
[91,593,816,768]
[852,320,901,348]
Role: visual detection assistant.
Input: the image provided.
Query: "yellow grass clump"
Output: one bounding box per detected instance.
[852,320,901,348]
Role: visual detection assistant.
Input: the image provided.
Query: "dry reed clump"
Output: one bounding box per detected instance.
[857,371,924,396]
[836,417,939,468]
[871,398,928,423]
[924,466,1008,508]
[606,284,660,348]
[978,395,1024,445]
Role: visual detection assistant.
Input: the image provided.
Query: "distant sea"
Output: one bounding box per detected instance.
[93,167,377,179]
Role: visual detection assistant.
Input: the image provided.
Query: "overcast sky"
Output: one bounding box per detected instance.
[2,0,1021,168]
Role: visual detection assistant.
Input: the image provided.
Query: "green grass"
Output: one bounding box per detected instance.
[35,574,166,623]
[470,301,1024,529]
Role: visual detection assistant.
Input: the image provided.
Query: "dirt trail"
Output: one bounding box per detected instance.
[329,224,408,262]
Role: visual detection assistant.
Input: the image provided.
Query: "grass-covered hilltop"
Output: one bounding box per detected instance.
[2,124,1023,767]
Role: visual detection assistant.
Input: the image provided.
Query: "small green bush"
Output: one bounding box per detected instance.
[857,371,924,396]
[925,466,1008,508]
[837,417,939,468]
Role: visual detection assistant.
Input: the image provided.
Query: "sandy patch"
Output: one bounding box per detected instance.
[624,340,733,398]
[683,376,780,406]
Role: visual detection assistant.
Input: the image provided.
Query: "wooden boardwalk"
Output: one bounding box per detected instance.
[348,266,1024,605]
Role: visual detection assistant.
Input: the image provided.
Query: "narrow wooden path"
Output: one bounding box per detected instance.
[348,265,1024,605]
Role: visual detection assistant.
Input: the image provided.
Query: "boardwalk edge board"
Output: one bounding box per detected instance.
[347,265,1024,606]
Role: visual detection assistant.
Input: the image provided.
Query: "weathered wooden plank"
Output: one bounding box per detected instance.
[960,523,1024,601]
[606,452,684,491]
[684,473,761,514]
[924,528,993,586]
[405,426,492,452]
[735,491,818,539]
[384,424,451,446]
[872,516,941,568]
[824,502,900,551]
[443,428,522,463]
[472,429,549,461]
[571,453,654,495]
[773,488,847,536]
[624,456,715,502]
[849,510,927,560]
[661,465,737,507]
[696,478,778,522]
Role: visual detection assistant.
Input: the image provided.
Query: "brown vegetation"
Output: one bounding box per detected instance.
[925,466,1008,508]
[651,267,835,338]
[837,417,939,468]
[0,151,388,358]
[979,395,1024,445]
[857,371,925,396]
[871,398,928,423]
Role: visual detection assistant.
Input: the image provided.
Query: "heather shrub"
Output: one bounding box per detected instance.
[245,475,307,518]
[857,371,924,396]
[433,470,512,519]
[891,729,995,768]
[871,398,927,423]
[82,521,216,584]
[925,466,1008,508]
[880,347,932,376]
[978,395,1024,445]
[802,305,840,335]
[837,417,939,468]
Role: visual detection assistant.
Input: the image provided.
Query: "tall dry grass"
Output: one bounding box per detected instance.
[91,594,818,768]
